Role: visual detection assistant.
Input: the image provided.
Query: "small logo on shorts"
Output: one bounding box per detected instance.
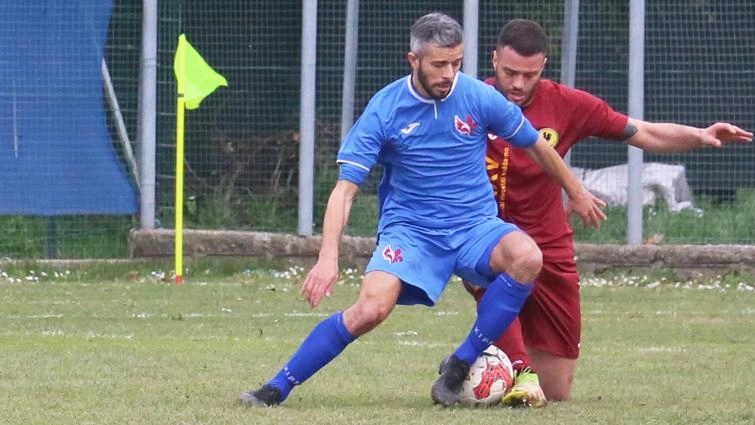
[382,245,404,264]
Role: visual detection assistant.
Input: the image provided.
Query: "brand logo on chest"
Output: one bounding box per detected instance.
[401,122,421,135]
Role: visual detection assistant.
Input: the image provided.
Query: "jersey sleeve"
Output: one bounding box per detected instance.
[567,87,629,140]
[480,84,539,148]
[336,100,386,186]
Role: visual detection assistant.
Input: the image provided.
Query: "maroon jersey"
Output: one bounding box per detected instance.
[484,78,628,259]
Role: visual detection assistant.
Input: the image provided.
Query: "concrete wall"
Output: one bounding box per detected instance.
[129,229,755,277]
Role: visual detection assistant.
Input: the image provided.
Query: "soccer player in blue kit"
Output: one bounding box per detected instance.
[240,12,605,408]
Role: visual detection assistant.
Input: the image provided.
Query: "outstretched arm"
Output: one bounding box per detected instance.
[301,180,359,308]
[525,136,607,229]
[624,119,752,153]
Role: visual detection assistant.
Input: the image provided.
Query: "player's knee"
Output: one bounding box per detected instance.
[344,300,393,335]
[491,232,542,283]
[539,366,574,402]
[543,385,572,402]
[509,244,542,283]
[354,302,391,331]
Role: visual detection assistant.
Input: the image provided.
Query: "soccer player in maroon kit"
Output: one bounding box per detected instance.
[464,19,753,407]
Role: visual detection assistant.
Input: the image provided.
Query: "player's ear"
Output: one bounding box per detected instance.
[491,50,498,69]
[407,51,419,69]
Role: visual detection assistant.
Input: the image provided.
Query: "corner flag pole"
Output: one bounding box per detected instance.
[173,34,228,285]
[174,37,186,285]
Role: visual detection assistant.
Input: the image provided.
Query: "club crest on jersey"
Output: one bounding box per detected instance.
[382,245,404,264]
[454,115,477,136]
[539,128,559,147]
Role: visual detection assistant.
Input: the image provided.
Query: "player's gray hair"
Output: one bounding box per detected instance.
[410,12,463,57]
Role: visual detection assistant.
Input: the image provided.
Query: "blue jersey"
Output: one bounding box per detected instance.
[337,72,538,230]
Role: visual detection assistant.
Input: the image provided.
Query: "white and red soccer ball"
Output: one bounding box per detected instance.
[458,345,515,407]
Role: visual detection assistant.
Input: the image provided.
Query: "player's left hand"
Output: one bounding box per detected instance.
[701,123,753,147]
[301,259,339,308]
[565,188,607,229]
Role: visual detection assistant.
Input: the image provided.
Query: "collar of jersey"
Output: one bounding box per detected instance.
[405,72,459,103]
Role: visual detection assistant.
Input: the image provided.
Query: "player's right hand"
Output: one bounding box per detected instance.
[566,188,607,229]
[702,122,753,147]
[301,259,339,308]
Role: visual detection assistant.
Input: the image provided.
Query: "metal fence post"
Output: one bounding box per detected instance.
[137,0,158,230]
[627,0,645,244]
[463,0,479,78]
[299,0,317,236]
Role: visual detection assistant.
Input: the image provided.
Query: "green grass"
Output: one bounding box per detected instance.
[1,263,754,425]
[573,188,755,244]
[0,215,133,259]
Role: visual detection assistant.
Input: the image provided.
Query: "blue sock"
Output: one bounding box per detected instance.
[453,273,533,365]
[267,312,356,400]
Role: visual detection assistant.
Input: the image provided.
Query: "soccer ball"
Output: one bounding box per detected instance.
[458,345,514,407]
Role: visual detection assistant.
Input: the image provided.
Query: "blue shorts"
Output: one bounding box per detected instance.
[365,217,521,306]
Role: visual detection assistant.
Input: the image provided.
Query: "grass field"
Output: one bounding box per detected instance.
[1,262,754,425]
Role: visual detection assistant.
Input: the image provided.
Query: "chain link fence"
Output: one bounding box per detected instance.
[0,0,752,259]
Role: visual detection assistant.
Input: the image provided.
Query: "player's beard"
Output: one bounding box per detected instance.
[417,67,452,99]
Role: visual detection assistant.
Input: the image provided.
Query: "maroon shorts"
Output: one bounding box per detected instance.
[519,257,581,359]
[463,256,581,360]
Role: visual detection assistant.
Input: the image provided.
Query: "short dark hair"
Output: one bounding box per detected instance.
[410,12,463,57]
[497,19,546,56]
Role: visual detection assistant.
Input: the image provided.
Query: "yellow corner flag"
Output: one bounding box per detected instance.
[174,34,228,109]
[173,34,227,284]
